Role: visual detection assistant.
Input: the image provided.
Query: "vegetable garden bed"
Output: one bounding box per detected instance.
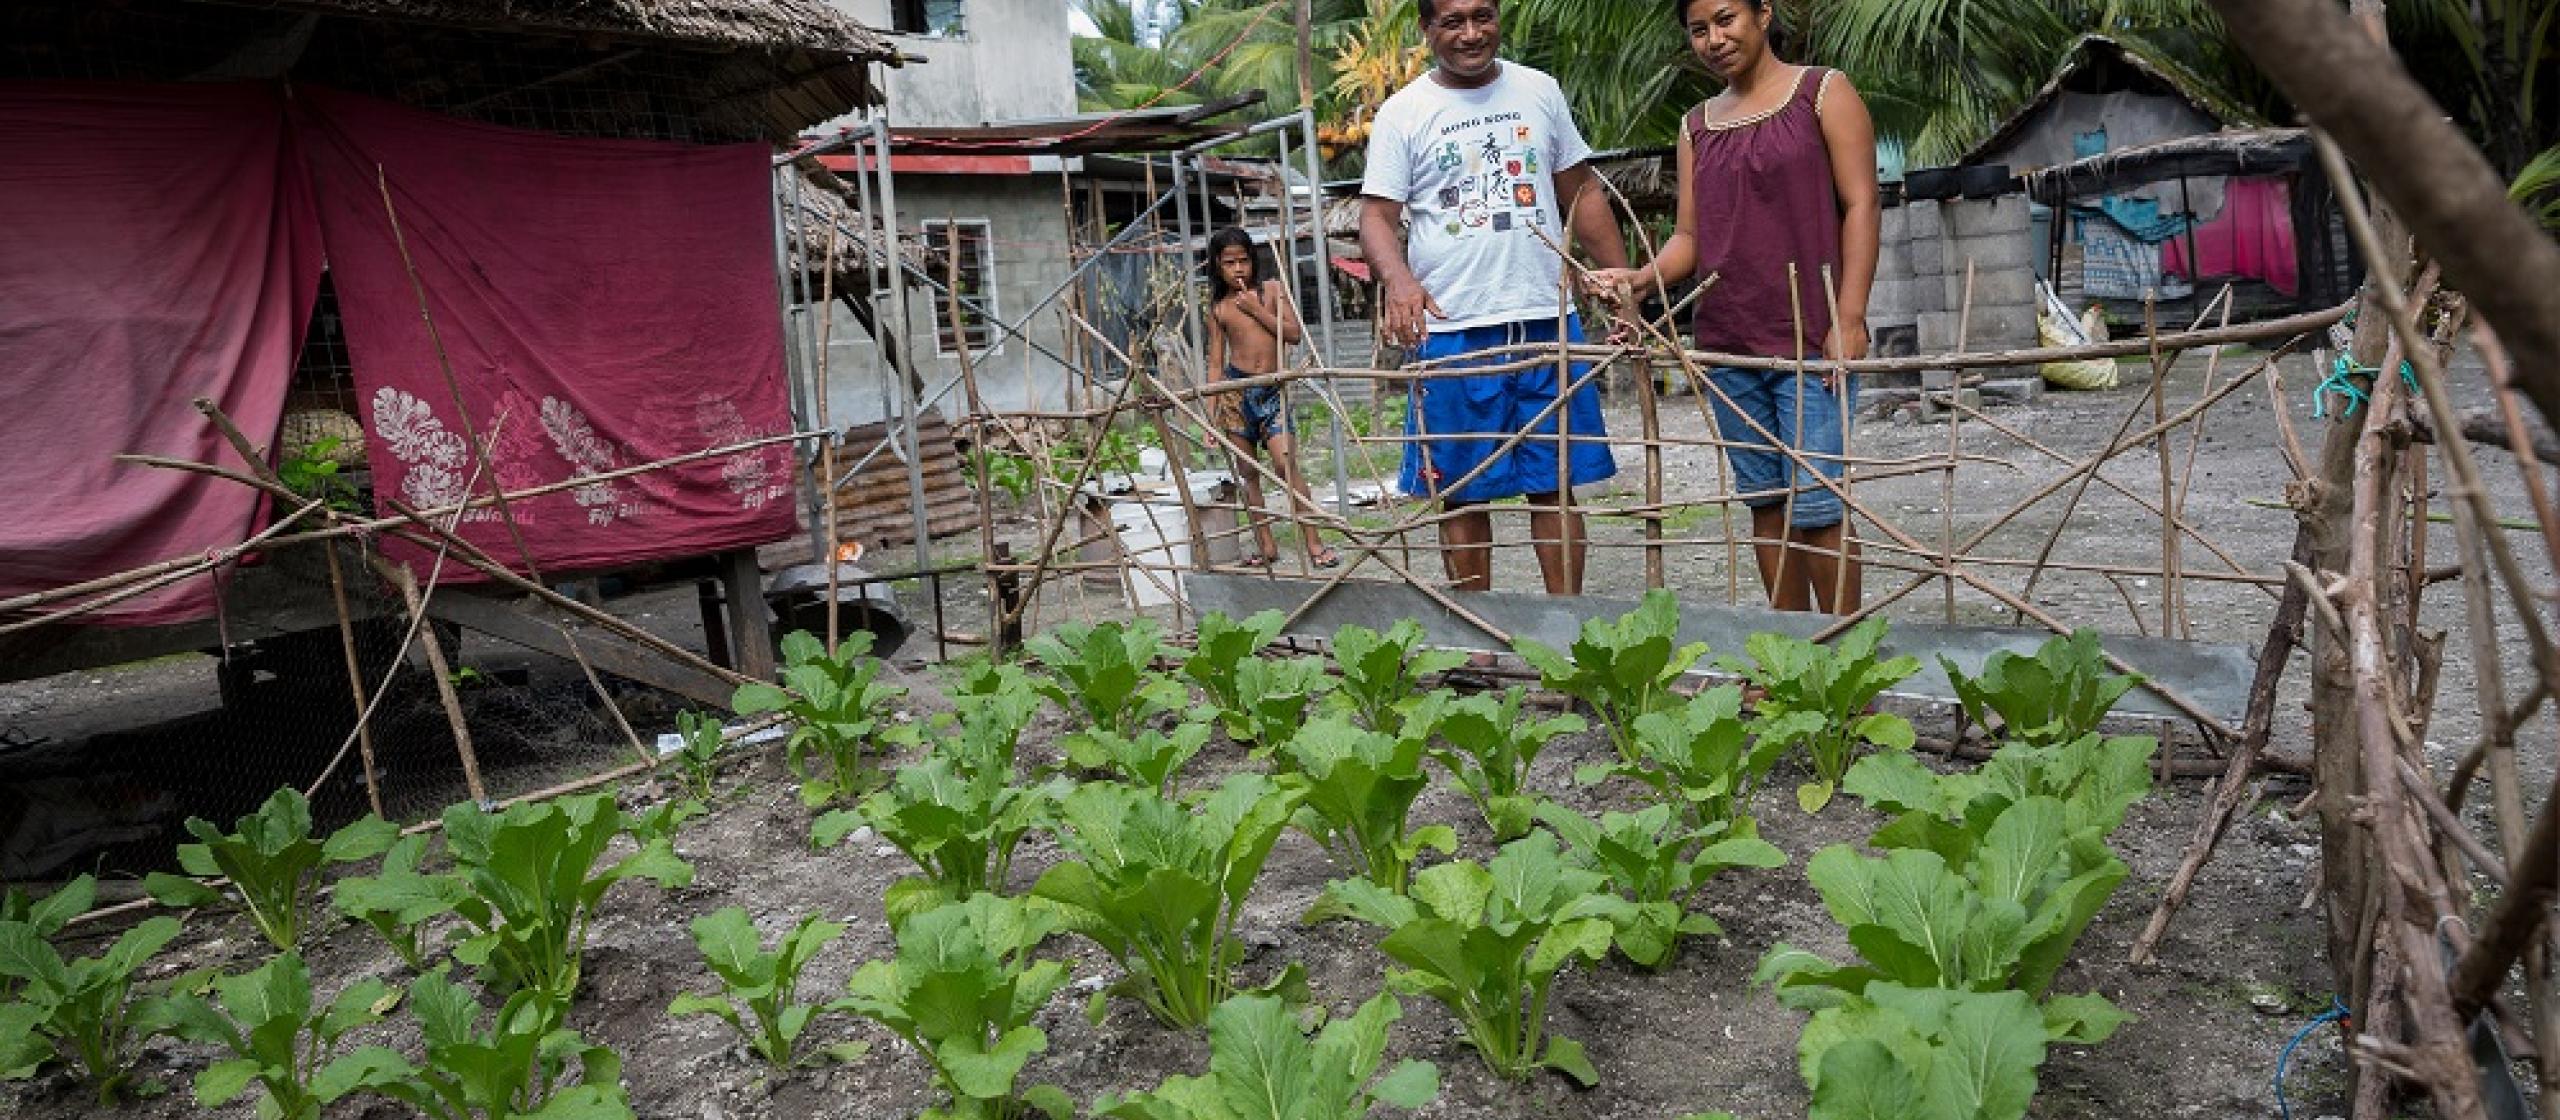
[4,599,2343,1120]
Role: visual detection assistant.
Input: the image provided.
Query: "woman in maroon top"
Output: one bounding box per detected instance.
[1593,0,1880,613]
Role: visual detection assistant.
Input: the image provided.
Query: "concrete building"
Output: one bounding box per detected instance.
[818,0,1084,425]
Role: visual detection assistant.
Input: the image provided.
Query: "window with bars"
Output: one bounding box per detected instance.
[890,0,966,37]
[922,219,996,355]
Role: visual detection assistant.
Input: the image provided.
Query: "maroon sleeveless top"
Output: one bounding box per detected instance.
[1687,66,1842,360]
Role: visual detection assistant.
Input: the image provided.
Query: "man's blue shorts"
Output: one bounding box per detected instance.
[1705,366,1855,530]
[1398,316,1617,505]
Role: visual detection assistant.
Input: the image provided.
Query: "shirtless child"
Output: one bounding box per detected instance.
[1203,227,1339,569]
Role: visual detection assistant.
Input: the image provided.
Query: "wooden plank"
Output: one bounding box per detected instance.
[423,591,738,709]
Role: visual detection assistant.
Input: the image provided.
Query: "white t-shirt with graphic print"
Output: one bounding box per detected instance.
[1359,62,1594,332]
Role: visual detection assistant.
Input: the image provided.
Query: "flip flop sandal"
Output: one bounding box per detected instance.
[1309,550,1342,569]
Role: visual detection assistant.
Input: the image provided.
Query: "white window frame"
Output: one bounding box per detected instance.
[922,218,999,358]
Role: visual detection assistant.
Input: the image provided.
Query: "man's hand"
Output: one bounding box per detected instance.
[1382,278,1447,348]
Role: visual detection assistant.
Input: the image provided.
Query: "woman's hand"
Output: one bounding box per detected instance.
[1820,319,1869,389]
[1584,267,1648,308]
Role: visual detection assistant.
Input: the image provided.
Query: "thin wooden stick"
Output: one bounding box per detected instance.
[379,558,486,806]
[2149,296,2180,638]
[0,497,328,634]
[1944,260,1973,621]
[2170,288,2236,638]
[321,542,385,817]
[1946,396,2276,596]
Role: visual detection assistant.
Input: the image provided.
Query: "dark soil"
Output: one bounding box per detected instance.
[6,659,2348,1120]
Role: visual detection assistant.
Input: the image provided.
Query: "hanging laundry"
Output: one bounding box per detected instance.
[2164,176,2297,296]
[2082,215,2192,301]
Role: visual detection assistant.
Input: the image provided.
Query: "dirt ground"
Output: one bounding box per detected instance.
[9,339,2554,1119]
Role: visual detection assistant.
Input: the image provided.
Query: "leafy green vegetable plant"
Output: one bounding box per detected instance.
[1326,620,1466,735]
[1315,833,1617,1085]
[1941,629,2141,748]
[1759,736,2151,1120]
[668,907,863,1070]
[1180,610,1286,724]
[839,893,1074,1119]
[1092,991,1438,1120]
[817,754,1063,925]
[1586,684,1780,837]
[328,970,631,1120]
[1844,733,2156,870]
[1758,736,2156,1098]
[1796,983,2057,1120]
[334,833,453,971]
[1514,589,1706,762]
[0,914,186,1102]
[1222,654,1336,757]
[1536,803,1784,969]
[735,629,915,806]
[668,710,729,802]
[941,662,1047,775]
[161,951,395,1120]
[277,436,361,513]
[0,874,94,1000]
[1280,715,1454,893]
[1032,775,1302,1028]
[1025,619,1186,737]
[1720,617,1918,813]
[438,793,695,1002]
[142,786,398,953]
[1424,687,1585,841]
[1061,721,1211,796]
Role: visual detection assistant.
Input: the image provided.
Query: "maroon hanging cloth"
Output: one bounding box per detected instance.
[295,88,798,579]
[0,83,322,625]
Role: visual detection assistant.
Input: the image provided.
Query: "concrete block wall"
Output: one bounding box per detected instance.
[1869,195,2041,368]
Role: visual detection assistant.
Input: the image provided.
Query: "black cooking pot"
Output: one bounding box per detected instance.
[1905,166,1959,200]
[1958,163,2014,198]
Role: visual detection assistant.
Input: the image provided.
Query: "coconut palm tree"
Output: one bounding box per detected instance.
[2389,0,2557,176]
[1073,0,1216,110]
[1781,0,2277,165]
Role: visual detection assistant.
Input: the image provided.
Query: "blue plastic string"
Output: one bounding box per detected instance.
[2311,354,2419,420]
[2272,996,2352,1120]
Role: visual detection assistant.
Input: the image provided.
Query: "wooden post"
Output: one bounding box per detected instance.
[721,549,776,679]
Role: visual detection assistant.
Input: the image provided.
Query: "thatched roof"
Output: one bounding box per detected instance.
[2024,127,2311,200]
[246,0,894,59]
[5,0,891,139]
[782,162,928,298]
[1963,34,2262,167]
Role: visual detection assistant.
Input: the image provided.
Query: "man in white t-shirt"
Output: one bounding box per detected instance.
[1360,0,1627,598]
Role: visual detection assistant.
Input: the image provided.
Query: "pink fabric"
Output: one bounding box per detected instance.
[2164,176,2298,297]
[297,89,797,578]
[0,83,322,625]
